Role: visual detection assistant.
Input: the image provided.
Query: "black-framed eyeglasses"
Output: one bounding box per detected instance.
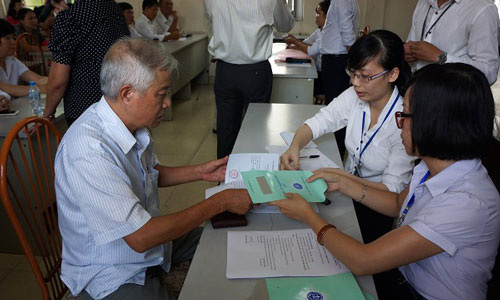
[395,111,413,129]
[345,68,389,83]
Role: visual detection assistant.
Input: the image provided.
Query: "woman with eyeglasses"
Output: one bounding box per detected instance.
[271,63,500,299]
[281,30,415,244]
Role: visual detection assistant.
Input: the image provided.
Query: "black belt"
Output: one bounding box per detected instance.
[395,270,427,300]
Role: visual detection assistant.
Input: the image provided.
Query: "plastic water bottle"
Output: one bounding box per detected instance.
[28,81,43,117]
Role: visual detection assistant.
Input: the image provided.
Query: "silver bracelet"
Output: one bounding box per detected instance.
[358,183,367,203]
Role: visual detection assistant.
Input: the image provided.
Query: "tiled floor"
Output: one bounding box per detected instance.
[0,82,218,299]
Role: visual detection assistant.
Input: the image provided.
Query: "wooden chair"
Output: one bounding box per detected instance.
[0,117,66,300]
[15,32,48,76]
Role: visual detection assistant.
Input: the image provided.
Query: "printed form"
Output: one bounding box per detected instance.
[224,153,280,188]
[226,229,349,278]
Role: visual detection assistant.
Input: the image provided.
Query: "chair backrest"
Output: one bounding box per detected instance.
[0,117,66,300]
[15,33,48,76]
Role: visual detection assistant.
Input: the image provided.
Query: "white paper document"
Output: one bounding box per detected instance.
[226,229,349,278]
[280,132,317,149]
[205,185,319,214]
[224,153,280,188]
[265,145,341,171]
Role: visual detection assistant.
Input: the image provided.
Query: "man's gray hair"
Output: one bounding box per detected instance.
[100,38,177,100]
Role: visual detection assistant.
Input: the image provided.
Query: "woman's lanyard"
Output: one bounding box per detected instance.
[420,2,455,41]
[354,93,400,177]
[395,171,431,228]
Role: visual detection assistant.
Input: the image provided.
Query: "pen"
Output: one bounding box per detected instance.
[299,155,320,159]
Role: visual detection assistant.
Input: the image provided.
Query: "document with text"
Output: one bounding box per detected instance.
[224,153,280,188]
[226,229,349,279]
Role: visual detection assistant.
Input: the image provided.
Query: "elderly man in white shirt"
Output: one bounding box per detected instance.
[154,0,179,35]
[205,0,295,159]
[405,0,499,85]
[135,0,180,42]
[56,38,252,300]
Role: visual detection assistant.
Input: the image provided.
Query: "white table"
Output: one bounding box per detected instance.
[269,43,317,104]
[158,34,209,120]
[179,103,378,300]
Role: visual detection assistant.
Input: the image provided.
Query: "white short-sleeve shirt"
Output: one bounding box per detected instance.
[398,159,500,300]
[0,56,29,86]
[305,86,415,192]
[304,29,322,71]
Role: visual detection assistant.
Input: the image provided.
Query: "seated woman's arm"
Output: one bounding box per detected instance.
[315,167,391,191]
[269,187,443,275]
[20,70,48,93]
[280,124,314,170]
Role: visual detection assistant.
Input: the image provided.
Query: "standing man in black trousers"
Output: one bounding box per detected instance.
[320,0,359,158]
[205,0,295,159]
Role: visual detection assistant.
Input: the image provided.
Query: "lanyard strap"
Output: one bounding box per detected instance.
[420,2,455,41]
[359,93,400,161]
[396,171,431,227]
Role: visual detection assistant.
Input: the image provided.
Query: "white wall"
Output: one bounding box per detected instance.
[122,0,419,40]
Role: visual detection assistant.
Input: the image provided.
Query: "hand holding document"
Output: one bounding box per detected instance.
[226,229,349,279]
[241,170,327,203]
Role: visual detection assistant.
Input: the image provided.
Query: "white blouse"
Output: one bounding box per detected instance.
[305,86,415,192]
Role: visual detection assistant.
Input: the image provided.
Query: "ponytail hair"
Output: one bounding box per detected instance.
[348,30,412,95]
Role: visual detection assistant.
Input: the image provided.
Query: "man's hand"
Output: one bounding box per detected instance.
[404,41,417,63]
[0,96,10,112]
[172,10,179,21]
[165,31,181,41]
[51,0,69,14]
[280,147,300,170]
[284,34,299,46]
[407,41,442,63]
[212,189,253,215]
[268,193,315,223]
[198,156,228,182]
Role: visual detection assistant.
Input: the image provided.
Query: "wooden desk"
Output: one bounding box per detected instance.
[158,34,209,120]
[269,43,317,104]
[179,103,378,300]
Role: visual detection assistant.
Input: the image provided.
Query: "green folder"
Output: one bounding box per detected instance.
[265,272,366,300]
[241,170,327,203]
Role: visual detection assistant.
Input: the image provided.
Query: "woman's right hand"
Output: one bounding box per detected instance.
[306,169,346,192]
[280,147,300,170]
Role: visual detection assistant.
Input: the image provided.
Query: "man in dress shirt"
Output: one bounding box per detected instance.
[155,0,179,35]
[56,38,252,300]
[405,0,499,85]
[298,0,359,158]
[205,0,295,159]
[135,0,180,41]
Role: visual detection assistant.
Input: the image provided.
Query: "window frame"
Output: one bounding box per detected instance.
[285,0,304,21]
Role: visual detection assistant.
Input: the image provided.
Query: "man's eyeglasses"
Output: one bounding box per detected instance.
[395,111,413,129]
[345,69,389,83]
